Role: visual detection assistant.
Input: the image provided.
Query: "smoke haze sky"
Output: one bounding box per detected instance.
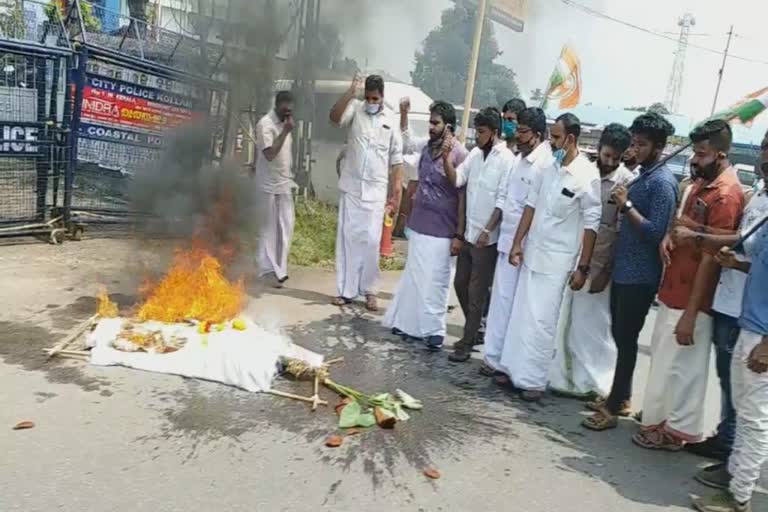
[331,0,768,137]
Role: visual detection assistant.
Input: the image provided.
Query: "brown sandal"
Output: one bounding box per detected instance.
[585,398,632,417]
[582,410,618,431]
[632,428,684,452]
[365,294,379,312]
[332,296,352,306]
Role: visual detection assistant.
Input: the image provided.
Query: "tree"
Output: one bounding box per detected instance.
[530,88,544,103]
[411,3,520,108]
[626,102,670,115]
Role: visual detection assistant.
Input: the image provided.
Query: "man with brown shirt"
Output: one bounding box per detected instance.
[633,119,745,451]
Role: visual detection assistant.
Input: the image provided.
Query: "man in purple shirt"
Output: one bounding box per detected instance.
[383,101,468,350]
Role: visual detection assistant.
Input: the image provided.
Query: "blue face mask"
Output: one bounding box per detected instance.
[553,148,566,165]
[365,102,381,115]
[502,120,518,139]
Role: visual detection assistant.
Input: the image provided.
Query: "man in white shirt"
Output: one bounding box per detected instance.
[479,107,551,373]
[442,107,517,363]
[329,75,405,311]
[255,90,296,287]
[499,113,602,401]
[550,123,634,398]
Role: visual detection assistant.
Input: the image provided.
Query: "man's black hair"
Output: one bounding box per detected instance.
[429,101,457,133]
[517,107,547,138]
[630,112,675,148]
[556,112,581,140]
[474,107,501,133]
[502,98,527,116]
[599,123,632,154]
[364,74,385,94]
[689,119,733,153]
[275,90,294,105]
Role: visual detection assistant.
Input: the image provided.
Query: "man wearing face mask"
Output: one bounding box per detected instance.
[666,130,768,488]
[329,74,405,312]
[630,120,745,451]
[384,101,468,350]
[255,90,296,288]
[550,123,634,398]
[443,107,516,363]
[583,112,679,431]
[495,113,602,402]
[501,98,527,154]
[475,107,551,371]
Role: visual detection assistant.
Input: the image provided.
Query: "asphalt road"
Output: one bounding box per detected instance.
[0,239,765,512]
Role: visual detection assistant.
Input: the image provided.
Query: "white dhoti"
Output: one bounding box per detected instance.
[336,192,384,299]
[483,252,522,371]
[257,191,295,280]
[383,231,454,338]
[640,303,713,442]
[549,281,616,397]
[499,264,570,391]
[728,329,768,504]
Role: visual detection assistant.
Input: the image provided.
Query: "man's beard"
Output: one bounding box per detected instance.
[597,161,619,175]
[691,161,718,180]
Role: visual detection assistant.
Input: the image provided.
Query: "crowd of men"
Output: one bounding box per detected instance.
[253,75,768,512]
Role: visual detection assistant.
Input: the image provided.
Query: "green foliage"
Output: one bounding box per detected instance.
[0,2,26,39]
[411,3,520,109]
[626,102,671,115]
[45,0,101,32]
[288,198,404,271]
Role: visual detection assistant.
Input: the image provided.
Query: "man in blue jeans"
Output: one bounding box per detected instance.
[676,129,768,486]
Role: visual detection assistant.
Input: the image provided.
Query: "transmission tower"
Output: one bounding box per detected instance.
[664,12,695,114]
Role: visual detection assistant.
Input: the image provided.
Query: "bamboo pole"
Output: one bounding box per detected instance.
[269,389,328,406]
[311,374,320,411]
[459,0,488,144]
[46,314,98,360]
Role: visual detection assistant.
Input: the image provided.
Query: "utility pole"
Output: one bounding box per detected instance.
[711,25,734,116]
[459,0,487,144]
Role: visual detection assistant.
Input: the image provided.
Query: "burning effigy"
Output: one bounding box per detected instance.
[80,242,323,394]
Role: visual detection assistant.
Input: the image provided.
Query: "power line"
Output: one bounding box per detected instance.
[559,0,768,66]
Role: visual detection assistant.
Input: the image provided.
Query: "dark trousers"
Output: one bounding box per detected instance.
[605,282,658,413]
[454,243,497,348]
[712,311,741,452]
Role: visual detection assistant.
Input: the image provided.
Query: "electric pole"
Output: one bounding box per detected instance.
[711,25,734,115]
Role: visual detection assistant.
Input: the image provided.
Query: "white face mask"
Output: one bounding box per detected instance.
[365,102,381,115]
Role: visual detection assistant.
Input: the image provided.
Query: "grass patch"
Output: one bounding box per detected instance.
[289,198,405,271]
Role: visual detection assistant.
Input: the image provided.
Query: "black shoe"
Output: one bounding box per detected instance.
[686,436,730,462]
[425,335,444,351]
[694,462,732,490]
[448,346,472,362]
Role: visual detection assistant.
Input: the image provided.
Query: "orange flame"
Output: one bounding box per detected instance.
[97,288,119,318]
[137,243,244,324]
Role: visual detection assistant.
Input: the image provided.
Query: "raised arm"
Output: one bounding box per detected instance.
[262,115,294,161]
[330,75,362,126]
[613,179,677,244]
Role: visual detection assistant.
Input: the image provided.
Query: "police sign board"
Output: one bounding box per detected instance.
[0,123,40,155]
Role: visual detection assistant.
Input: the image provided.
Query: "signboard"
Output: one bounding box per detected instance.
[76,58,207,170]
[0,123,39,155]
[463,0,526,32]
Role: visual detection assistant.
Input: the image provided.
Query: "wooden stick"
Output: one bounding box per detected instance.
[44,349,90,357]
[46,314,98,360]
[325,357,344,365]
[311,374,320,411]
[268,389,328,406]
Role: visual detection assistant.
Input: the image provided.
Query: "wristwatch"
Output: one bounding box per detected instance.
[577,265,591,275]
[620,200,634,214]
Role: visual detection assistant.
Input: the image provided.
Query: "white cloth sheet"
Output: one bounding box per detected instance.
[383,231,454,338]
[640,303,713,442]
[499,264,570,391]
[257,191,295,280]
[87,318,322,393]
[335,192,384,298]
[550,280,615,397]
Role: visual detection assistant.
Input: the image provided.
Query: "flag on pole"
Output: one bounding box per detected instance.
[542,45,582,110]
[711,86,768,126]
